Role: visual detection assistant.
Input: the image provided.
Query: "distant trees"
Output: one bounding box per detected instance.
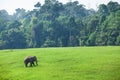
[0,26,26,49]
[0,1,120,49]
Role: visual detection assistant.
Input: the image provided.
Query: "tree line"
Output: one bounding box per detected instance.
[0,0,120,49]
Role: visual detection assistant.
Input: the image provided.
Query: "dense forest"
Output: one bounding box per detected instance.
[0,0,120,49]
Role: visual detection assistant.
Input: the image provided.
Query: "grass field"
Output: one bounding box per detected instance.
[0,46,120,80]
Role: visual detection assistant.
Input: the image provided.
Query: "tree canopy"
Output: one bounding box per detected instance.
[0,1,120,49]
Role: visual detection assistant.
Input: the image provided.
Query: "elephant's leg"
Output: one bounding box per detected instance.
[35,60,38,65]
[30,62,33,67]
[26,62,29,67]
[24,61,28,67]
[32,61,35,66]
[25,63,27,67]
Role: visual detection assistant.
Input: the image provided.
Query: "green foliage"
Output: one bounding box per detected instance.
[0,1,120,49]
[42,38,56,47]
[116,35,120,45]
[34,2,41,9]
[107,1,120,12]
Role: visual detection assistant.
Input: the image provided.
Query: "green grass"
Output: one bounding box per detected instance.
[0,46,120,80]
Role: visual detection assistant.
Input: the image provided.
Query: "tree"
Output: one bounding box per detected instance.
[116,35,120,45]
[8,20,22,29]
[42,38,56,47]
[0,1,120,49]
[32,22,44,47]
[67,17,80,46]
[34,2,41,9]
[0,29,26,49]
[87,17,99,34]
[13,8,26,20]
[98,4,109,15]
[107,1,120,12]
[87,32,96,46]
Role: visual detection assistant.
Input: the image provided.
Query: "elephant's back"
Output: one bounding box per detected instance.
[24,56,32,61]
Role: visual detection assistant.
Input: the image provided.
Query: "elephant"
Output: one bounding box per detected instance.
[24,56,38,67]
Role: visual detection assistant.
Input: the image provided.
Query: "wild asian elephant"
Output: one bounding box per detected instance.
[24,56,38,67]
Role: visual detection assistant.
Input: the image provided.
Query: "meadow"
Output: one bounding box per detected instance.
[0,46,120,80]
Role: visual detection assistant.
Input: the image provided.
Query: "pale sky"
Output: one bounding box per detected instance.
[0,0,120,15]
